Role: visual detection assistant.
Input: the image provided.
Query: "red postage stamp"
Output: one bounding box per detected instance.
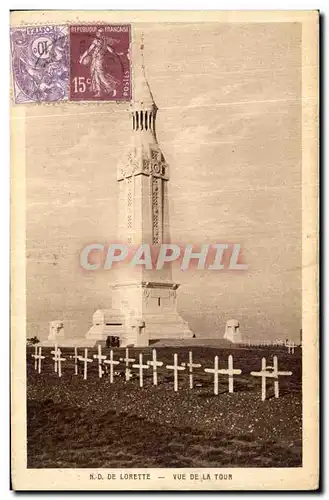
[69,25,131,101]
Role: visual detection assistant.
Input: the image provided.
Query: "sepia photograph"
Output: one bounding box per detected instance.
[10,9,319,491]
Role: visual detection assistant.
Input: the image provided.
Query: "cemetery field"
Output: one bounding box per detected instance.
[26,346,302,468]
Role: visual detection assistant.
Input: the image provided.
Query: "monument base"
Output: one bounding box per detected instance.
[85,281,193,347]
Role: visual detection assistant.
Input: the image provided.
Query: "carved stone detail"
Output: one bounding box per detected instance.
[118,147,168,180]
[128,152,139,174]
[150,148,168,179]
[151,148,161,162]
[127,177,133,237]
[152,163,161,175]
[143,289,150,303]
[142,158,150,174]
[152,177,160,244]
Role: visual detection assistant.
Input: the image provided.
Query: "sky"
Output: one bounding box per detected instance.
[25,22,301,341]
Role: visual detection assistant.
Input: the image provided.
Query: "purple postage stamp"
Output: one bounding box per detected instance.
[69,25,131,101]
[10,25,69,104]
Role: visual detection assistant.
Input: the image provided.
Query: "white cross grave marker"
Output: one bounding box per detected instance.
[250,358,267,401]
[147,349,163,385]
[218,354,242,393]
[204,356,221,395]
[119,348,135,382]
[286,340,296,354]
[70,346,79,375]
[79,348,93,380]
[250,356,292,400]
[55,348,66,378]
[103,349,120,383]
[50,344,60,373]
[133,353,149,388]
[93,344,107,378]
[34,346,45,374]
[32,345,38,371]
[166,353,185,392]
[272,356,292,398]
[182,351,201,389]
[51,344,59,373]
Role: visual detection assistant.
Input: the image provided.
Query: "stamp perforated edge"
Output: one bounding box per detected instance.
[10,21,133,106]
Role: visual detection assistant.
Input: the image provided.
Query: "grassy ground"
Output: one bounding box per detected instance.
[27,346,302,468]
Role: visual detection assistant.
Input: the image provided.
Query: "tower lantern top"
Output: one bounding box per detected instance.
[132,36,157,113]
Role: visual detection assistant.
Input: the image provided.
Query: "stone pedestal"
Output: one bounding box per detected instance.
[224,319,242,343]
[86,281,192,347]
[48,320,65,341]
[42,320,96,347]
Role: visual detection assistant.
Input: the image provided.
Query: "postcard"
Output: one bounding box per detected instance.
[11,10,319,490]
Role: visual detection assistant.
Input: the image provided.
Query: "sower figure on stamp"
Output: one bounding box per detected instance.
[79,28,123,97]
